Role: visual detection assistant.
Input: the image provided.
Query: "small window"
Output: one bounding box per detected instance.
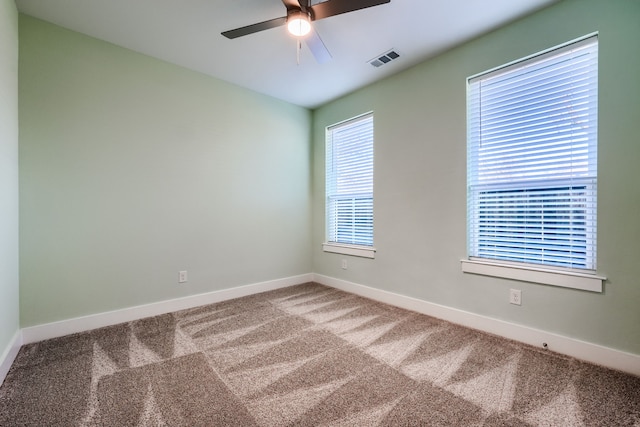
[467,35,598,273]
[324,113,375,258]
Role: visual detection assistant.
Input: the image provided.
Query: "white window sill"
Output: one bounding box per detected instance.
[323,243,376,259]
[461,259,606,292]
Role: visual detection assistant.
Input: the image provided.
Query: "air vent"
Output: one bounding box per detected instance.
[369,49,400,68]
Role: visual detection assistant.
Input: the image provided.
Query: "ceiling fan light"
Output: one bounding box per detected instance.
[287,11,311,37]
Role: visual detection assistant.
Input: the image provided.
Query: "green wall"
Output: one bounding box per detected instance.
[19,15,312,326]
[312,0,640,355]
[0,0,20,360]
[15,0,640,357]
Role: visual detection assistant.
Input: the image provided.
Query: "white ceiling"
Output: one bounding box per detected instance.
[15,0,557,109]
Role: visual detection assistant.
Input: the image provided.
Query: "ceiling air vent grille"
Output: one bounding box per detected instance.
[369,50,400,68]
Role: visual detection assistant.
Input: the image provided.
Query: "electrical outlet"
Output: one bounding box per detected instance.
[179,271,188,283]
[509,289,522,305]
[341,259,348,270]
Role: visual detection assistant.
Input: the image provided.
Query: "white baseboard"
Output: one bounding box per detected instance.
[314,273,640,377]
[13,272,640,378]
[0,330,23,386]
[21,273,313,345]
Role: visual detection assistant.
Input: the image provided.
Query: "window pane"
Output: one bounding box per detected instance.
[467,36,598,270]
[326,114,374,246]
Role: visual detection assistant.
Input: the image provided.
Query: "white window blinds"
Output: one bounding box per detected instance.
[326,113,374,247]
[467,35,598,270]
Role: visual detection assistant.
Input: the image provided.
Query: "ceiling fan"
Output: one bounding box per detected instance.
[221,0,391,64]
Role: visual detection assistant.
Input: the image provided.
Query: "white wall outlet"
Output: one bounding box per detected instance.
[341,259,348,270]
[509,289,522,305]
[178,270,188,283]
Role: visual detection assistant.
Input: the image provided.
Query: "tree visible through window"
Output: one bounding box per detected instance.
[467,35,598,270]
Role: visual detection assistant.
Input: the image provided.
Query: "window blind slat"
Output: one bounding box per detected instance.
[467,35,598,270]
[326,114,374,247]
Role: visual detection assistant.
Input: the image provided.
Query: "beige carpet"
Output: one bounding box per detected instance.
[1,282,639,426]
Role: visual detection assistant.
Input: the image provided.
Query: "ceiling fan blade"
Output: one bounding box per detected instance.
[305,28,332,64]
[310,0,390,21]
[222,16,287,39]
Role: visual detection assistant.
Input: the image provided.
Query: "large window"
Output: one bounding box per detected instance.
[465,35,601,289]
[324,113,375,258]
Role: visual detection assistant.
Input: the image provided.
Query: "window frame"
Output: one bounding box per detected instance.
[323,112,376,259]
[462,34,605,291]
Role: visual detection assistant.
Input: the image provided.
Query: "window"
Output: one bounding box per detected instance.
[324,113,375,258]
[464,35,604,291]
